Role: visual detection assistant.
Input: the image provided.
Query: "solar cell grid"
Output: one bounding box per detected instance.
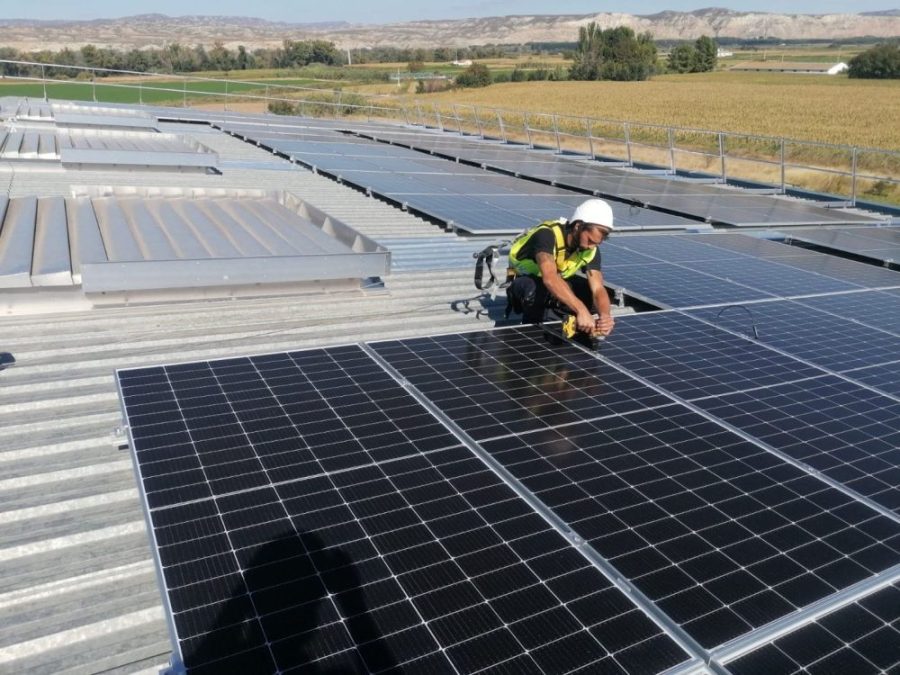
[677,258,860,296]
[477,405,900,649]
[120,345,460,509]
[796,291,900,336]
[694,375,900,514]
[605,263,777,308]
[611,235,749,262]
[122,362,694,673]
[696,234,819,258]
[599,243,662,267]
[727,583,900,674]
[598,312,824,400]
[369,327,674,441]
[786,228,900,267]
[844,361,900,398]
[745,252,900,289]
[689,300,900,372]
[639,194,881,227]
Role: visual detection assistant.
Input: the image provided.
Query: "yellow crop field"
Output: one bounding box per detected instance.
[420,72,900,151]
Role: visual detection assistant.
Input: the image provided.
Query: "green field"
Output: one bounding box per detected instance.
[0,77,340,106]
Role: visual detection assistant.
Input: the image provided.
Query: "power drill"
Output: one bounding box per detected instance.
[561,314,607,350]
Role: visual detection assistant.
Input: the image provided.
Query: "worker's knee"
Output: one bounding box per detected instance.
[508,276,539,311]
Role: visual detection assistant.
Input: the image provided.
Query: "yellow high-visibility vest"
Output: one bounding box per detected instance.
[508,220,597,279]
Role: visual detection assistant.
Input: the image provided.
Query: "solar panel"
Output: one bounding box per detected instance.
[695,234,821,259]
[595,312,824,400]
[635,194,883,227]
[118,345,694,674]
[844,362,900,398]
[677,257,862,296]
[796,291,900,335]
[786,227,900,268]
[478,408,900,649]
[608,235,752,263]
[371,326,900,649]
[605,262,778,308]
[689,300,900,372]
[120,346,461,510]
[726,582,900,674]
[694,375,900,514]
[368,329,673,442]
[351,130,886,228]
[768,253,900,289]
[222,125,702,235]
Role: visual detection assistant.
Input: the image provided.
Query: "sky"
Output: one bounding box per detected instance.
[3,1,897,23]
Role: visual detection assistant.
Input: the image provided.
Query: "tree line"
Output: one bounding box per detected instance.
[0,41,545,78]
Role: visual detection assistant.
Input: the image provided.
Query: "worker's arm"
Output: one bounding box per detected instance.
[587,268,615,335]
[536,252,595,333]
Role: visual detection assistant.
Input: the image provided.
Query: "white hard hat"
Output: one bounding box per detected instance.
[571,199,614,231]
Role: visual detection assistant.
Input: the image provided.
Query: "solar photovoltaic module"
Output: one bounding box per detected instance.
[370,326,900,648]
[766,253,900,289]
[593,311,824,400]
[119,321,900,674]
[689,300,900,372]
[726,582,900,674]
[118,343,694,674]
[604,262,778,308]
[795,290,900,336]
[349,129,885,227]
[785,227,900,268]
[694,375,900,515]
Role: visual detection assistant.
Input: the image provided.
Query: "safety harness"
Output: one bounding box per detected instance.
[508,219,597,279]
[473,219,599,320]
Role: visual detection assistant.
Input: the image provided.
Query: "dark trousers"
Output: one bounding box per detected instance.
[507,274,593,324]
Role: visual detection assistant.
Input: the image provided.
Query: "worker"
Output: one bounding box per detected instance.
[506,198,615,336]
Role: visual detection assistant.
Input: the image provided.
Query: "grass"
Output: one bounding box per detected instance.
[0,76,341,106]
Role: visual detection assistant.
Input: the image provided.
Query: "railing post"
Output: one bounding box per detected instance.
[264,85,269,113]
[524,112,533,148]
[851,146,859,206]
[453,104,462,135]
[624,122,633,166]
[401,103,410,126]
[474,106,484,139]
[496,110,506,143]
[335,90,342,119]
[553,114,561,154]
[668,126,676,173]
[780,137,786,194]
[586,117,594,159]
[139,81,143,106]
[224,80,228,111]
[434,103,443,131]
[413,101,422,127]
[183,78,187,108]
[92,74,97,102]
[718,132,726,182]
[41,64,47,101]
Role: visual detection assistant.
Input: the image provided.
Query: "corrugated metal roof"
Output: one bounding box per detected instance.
[0,103,510,673]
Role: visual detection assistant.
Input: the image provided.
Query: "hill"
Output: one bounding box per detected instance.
[1,9,899,51]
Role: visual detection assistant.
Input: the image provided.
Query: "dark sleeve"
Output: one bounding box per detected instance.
[584,250,602,272]
[527,228,556,258]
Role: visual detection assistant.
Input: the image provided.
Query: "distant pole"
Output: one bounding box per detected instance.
[346,48,352,66]
[41,64,47,101]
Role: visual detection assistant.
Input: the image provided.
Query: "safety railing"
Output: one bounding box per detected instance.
[412,101,900,208]
[2,59,898,207]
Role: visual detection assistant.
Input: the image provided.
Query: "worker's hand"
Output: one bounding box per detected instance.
[576,309,596,334]
[596,314,615,336]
